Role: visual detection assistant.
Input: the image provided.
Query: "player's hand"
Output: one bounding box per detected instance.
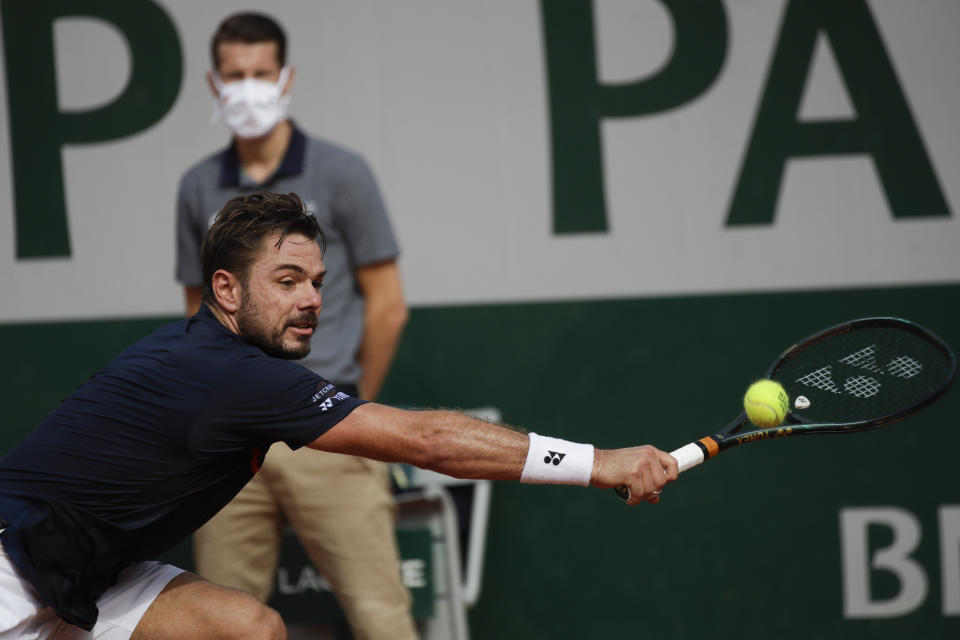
[590,446,678,505]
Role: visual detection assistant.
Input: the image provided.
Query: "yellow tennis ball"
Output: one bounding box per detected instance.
[743,379,790,428]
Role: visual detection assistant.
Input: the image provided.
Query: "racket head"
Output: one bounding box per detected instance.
[767,317,956,433]
[615,318,955,501]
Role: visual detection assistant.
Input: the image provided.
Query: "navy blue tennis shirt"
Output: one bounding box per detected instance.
[0,305,365,630]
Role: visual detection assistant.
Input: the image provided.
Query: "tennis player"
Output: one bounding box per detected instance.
[0,191,677,639]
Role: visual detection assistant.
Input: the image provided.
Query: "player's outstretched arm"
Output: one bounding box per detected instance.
[310,403,677,504]
[311,403,528,480]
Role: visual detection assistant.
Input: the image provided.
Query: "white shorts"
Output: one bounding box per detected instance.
[0,537,183,639]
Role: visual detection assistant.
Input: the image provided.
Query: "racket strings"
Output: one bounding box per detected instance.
[843,375,881,398]
[796,366,841,394]
[777,327,953,423]
[839,345,883,373]
[887,355,923,379]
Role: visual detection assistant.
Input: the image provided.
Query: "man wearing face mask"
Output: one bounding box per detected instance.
[174,12,415,640]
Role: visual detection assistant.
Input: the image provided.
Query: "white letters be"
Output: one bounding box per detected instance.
[840,506,960,618]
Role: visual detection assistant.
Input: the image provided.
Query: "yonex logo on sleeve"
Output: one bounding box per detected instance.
[544,451,566,466]
[313,387,351,413]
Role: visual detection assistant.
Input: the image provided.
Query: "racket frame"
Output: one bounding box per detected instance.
[614,317,957,501]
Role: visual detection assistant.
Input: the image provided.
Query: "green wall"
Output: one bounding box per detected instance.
[379,284,960,638]
[2,283,959,637]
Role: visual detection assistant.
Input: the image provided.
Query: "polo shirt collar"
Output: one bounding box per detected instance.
[189,304,244,341]
[187,303,219,332]
[218,121,307,187]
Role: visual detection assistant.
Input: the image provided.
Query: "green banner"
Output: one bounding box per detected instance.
[3,283,959,637]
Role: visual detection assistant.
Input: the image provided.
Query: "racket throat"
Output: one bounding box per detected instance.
[697,436,721,459]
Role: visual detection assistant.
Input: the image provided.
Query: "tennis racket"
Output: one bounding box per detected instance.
[616,317,957,502]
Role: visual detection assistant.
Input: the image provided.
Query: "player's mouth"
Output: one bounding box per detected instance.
[287,318,317,337]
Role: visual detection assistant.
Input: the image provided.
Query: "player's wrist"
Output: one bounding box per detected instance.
[588,448,606,487]
[520,433,594,486]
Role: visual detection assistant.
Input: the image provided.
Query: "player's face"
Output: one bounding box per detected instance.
[236,231,324,360]
[215,41,284,85]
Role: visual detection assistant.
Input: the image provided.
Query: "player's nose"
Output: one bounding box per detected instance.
[300,286,322,312]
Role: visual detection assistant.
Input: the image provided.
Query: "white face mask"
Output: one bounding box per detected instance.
[212,67,291,139]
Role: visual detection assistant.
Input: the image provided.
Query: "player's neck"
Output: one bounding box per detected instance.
[207,302,241,336]
[234,119,292,184]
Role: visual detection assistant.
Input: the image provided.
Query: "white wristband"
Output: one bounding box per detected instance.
[520,433,595,486]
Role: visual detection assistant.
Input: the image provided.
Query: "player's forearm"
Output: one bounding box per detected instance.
[410,410,529,479]
[315,404,527,479]
[324,405,593,482]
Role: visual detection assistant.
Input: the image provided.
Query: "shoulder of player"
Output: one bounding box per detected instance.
[205,355,329,420]
[220,348,320,394]
[164,344,321,417]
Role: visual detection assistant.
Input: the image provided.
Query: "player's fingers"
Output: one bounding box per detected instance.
[645,459,669,493]
[626,476,645,506]
[623,478,661,505]
[658,449,679,481]
[640,465,664,499]
[623,489,642,506]
[623,468,648,506]
[621,446,670,505]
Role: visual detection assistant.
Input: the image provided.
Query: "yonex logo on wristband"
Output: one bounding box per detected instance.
[544,451,566,465]
[521,434,594,486]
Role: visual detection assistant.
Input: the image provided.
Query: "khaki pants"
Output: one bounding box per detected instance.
[194,444,417,640]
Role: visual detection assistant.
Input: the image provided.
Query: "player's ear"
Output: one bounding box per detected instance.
[211,269,241,313]
[282,66,295,95]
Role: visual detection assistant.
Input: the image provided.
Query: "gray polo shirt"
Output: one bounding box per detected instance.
[175,123,399,385]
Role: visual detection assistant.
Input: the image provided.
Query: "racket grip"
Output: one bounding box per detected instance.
[670,442,705,473]
[613,442,705,502]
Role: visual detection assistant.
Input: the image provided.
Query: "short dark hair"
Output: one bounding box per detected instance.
[201,192,324,305]
[210,12,287,70]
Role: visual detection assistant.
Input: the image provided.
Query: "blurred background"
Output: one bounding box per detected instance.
[1,1,958,637]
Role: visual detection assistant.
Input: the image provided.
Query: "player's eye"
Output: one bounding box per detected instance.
[312,280,323,291]
[279,279,295,288]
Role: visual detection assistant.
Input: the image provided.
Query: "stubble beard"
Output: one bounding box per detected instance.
[236,297,312,361]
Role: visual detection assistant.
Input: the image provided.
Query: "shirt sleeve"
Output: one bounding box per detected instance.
[175,172,205,287]
[193,354,366,456]
[331,154,400,267]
